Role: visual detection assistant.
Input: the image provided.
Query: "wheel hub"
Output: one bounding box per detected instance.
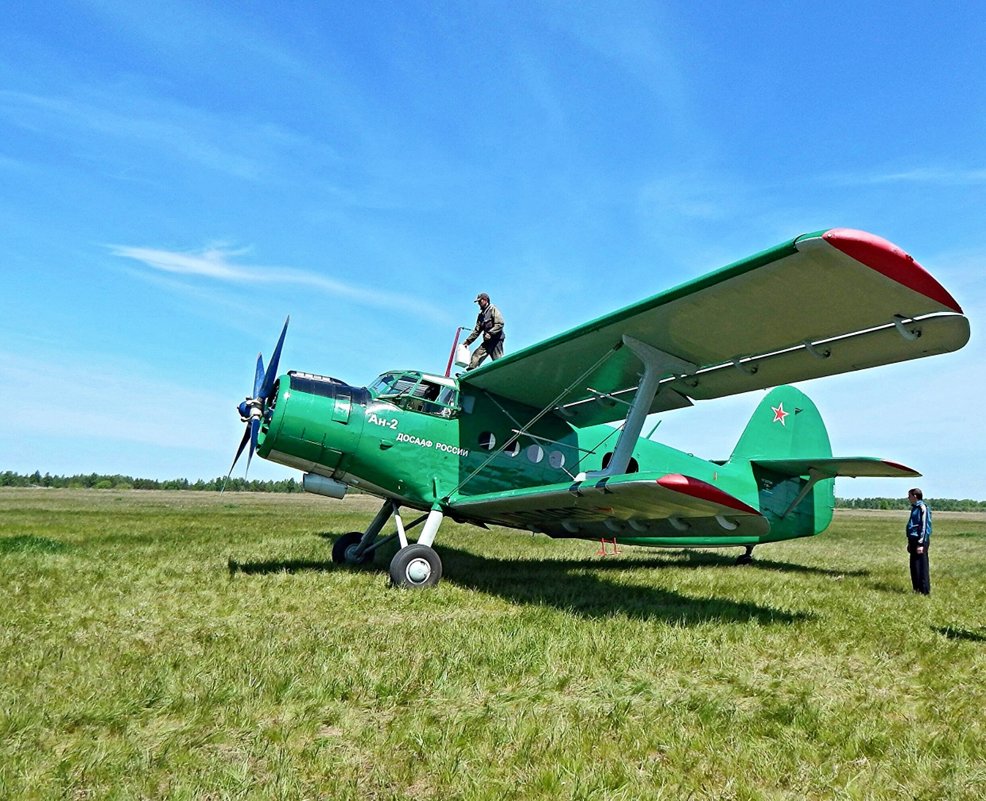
[406,558,432,584]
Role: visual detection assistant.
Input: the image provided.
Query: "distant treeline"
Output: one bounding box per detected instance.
[1,471,984,509]
[0,471,303,493]
[835,497,986,512]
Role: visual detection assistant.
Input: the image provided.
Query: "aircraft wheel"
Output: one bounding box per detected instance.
[390,544,442,589]
[735,551,754,566]
[332,532,372,565]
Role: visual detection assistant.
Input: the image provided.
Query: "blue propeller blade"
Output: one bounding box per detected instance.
[253,353,266,398]
[259,315,289,400]
[227,421,252,477]
[245,417,259,477]
[226,315,290,490]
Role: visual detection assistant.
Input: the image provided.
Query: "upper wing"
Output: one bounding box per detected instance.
[450,471,769,539]
[461,229,970,426]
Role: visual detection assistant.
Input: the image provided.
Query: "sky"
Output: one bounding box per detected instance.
[1,1,984,499]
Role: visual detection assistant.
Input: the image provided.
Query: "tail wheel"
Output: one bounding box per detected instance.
[735,545,754,566]
[332,532,373,565]
[390,544,442,589]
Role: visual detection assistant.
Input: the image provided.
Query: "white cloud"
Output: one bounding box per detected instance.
[109,243,450,322]
[0,89,283,180]
[825,165,986,187]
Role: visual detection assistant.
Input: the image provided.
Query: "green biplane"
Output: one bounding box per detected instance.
[229,229,969,588]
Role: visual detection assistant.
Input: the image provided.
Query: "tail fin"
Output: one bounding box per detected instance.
[730,385,832,463]
[728,386,919,539]
[730,386,834,537]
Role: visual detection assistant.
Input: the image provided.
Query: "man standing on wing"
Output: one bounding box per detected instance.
[463,292,505,370]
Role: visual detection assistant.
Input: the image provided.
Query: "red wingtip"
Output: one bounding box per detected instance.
[657,474,760,515]
[822,228,963,314]
[882,459,921,477]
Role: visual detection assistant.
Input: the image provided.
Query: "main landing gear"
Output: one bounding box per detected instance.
[330,500,445,589]
[735,545,755,566]
[389,544,443,588]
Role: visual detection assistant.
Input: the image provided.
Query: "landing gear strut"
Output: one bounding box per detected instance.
[331,501,396,566]
[389,506,444,589]
[735,545,755,566]
[332,532,373,565]
[331,500,446,589]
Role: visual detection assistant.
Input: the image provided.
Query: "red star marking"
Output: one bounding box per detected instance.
[771,402,789,426]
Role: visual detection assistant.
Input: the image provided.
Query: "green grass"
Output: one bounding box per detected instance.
[1,489,984,800]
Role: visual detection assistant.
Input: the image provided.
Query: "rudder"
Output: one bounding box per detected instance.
[730,386,834,537]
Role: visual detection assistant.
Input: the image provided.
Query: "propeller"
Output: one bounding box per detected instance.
[224,316,290,485]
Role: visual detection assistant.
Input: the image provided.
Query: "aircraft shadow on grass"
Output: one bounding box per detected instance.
[630,548,870,578]
[435,546,812,625]
[227,533,823,626]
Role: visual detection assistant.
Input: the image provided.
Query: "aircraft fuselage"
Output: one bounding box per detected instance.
[256,369,833,548]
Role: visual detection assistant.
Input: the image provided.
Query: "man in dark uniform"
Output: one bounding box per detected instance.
[906,487,932,595]
[463,292,505,370]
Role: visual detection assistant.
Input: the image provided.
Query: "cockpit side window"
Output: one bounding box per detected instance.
[370,372,458,417]
[408,380,459,417]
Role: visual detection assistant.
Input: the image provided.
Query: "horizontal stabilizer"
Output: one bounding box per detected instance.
[751,457,920,479]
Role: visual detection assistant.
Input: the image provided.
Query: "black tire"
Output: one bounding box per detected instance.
[332,531,372,565]
[389,544,442,589]
[735,553,753,566]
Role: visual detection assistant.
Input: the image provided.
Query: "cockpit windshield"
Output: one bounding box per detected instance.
[369,371,459,417]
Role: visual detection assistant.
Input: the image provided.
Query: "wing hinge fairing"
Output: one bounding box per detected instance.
[655,311,967,404]
[556,311,963,425]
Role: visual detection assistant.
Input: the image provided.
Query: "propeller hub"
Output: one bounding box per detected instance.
[238,398,264,422]
[225,316,290,483]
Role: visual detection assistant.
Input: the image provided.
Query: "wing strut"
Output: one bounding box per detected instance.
[582,336,695,478]
[447,344,623,500]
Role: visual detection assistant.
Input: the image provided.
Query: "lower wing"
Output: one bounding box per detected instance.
[449,471,769,539]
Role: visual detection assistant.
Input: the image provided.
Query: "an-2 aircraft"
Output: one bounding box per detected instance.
[229,229,969,588]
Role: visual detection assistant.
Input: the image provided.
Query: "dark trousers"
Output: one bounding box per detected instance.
[467,337,504,370]
[908,541,930,595]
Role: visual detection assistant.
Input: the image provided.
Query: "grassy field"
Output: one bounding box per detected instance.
[1,489,984,800]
